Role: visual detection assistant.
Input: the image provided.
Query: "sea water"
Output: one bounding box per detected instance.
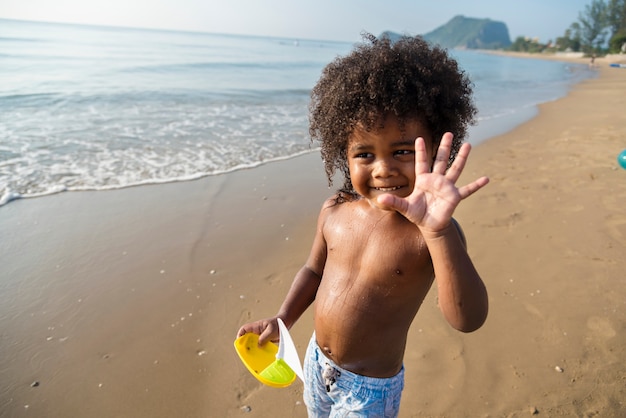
[0,19,595,206]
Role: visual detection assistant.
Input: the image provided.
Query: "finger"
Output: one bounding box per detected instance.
[414,137,430,175]
[377,193,409,215]
[237,323,261,338]
[258,323,278,346]
[237,326,247,338]
[445,142,471,183]
[433,133,453,174]
[258,331,270,346]
[458,176,490,199]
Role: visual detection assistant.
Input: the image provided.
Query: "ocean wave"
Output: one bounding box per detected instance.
[0,92,63,104]
[0,36,47,43]
[0,148,318,207]
[116,60,326,75]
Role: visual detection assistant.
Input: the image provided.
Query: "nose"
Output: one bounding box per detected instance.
[372,157,398,178]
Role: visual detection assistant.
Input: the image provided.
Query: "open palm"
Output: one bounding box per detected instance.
[377,133,489,234]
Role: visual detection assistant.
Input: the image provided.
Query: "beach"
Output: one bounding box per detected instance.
[1,54,625,417]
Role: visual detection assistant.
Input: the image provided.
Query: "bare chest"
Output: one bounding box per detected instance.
[322,207,433,286]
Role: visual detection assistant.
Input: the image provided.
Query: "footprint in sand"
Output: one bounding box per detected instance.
[586,316,616,338]
[488,211,524,228]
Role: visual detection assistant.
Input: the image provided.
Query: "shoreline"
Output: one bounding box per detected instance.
[0,148,323,208]
[1,55,625,416]
[477,49,626,64]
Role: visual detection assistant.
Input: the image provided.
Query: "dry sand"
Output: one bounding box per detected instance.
[1,55,625,417]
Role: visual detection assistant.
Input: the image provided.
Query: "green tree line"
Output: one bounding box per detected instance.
[509,0,626,55]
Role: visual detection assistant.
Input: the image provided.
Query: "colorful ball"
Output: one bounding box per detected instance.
[619,149,626,169]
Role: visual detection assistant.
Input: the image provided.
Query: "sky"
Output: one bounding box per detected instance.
[0,0,593,43]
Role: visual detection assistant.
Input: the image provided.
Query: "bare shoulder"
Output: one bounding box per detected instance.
[320,194,358,215]
[316,195,362,233]
[321,195,340,210]
[315,195,343,230]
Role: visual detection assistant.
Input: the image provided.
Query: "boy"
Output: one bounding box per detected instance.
[237,34,489,417]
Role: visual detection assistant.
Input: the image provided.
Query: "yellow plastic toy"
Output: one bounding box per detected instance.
[233,318,304,388]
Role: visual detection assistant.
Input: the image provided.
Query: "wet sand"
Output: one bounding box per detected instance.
[1,55,625,417]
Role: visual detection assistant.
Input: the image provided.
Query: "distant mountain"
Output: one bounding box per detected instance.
[381,15,512,50]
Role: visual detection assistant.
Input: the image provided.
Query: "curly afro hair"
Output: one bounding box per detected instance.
[309,33,476,200]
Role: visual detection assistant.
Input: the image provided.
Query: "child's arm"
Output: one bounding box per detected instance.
[377,133,489,332]
[236,265,322,345]
[421,217,488,332]
[236,202,329,345]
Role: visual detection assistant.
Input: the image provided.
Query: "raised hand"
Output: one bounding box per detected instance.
[377,132,488,235]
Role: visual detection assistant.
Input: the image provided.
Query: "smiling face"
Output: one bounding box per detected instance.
[347,115,434,210]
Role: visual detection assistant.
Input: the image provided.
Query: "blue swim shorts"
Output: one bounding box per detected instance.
[303,333,404,417]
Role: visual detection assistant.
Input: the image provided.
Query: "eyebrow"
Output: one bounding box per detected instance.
[349,143,371,152]
[348,139,416,153]
[392,139,416,147]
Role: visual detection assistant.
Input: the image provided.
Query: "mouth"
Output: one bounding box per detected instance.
[373,186,404,192]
